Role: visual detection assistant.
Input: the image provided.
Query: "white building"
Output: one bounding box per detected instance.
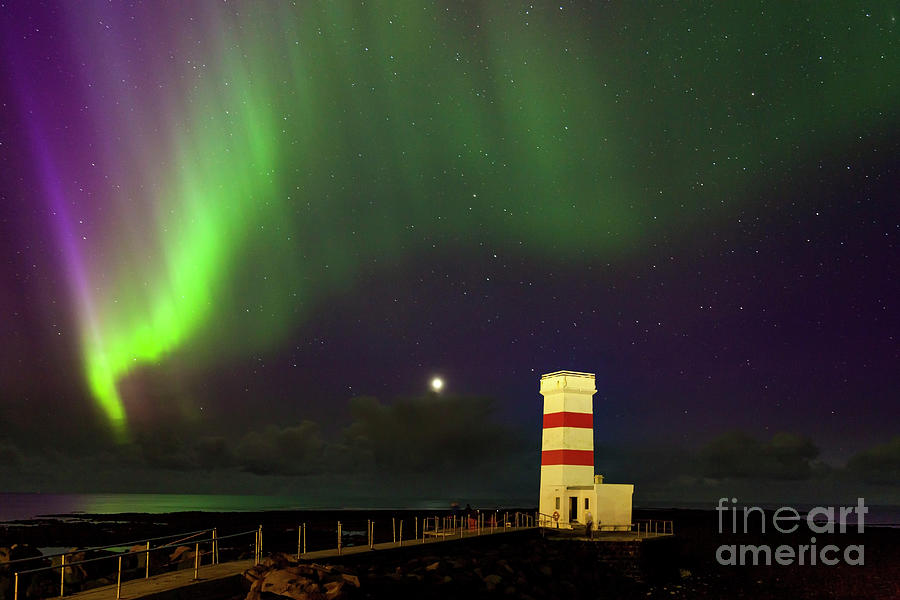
[538,370,634,530]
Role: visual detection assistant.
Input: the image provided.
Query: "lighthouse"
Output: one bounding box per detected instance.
[538,370,634,529]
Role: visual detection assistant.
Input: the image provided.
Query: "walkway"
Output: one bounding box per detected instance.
[66,526,536,600]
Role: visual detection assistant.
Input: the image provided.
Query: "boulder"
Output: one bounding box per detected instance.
[168,546,196,570]
[483,573,503,590]
[50,551,88,590]
[323,580,344,599]
[0,544,44,566]
[260,568,315,599]
[243,559,359,600]
[128,544,148,571]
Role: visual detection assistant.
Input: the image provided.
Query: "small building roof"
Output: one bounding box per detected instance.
[541,370,595,379]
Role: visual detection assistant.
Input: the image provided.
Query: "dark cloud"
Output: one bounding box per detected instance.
[2,401,897,507]
[0,441,23,467]
[194,436,234,470]
[134,429,197,471]
[342,395,528,474]
[845,436,900,485]
[235,421,325,475]
[699,431,820,481]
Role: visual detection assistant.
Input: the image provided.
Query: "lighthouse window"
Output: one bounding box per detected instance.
[555,497,560,510]
[585,498,590,510]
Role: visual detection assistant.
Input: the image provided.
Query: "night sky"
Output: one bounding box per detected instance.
[0,2,897,507]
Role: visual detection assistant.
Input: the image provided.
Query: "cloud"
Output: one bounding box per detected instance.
[699,430,820,481]
[235,421,325,475]
[0,441,23,467]
[845,436,900,485]
[341,395,528,475]
[3,395,896,506]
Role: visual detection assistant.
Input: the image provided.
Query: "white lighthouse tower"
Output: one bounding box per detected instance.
[538,370,634,529]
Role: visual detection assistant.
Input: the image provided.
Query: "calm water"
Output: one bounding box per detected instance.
[0,493,310,521]
[0,493,531,522]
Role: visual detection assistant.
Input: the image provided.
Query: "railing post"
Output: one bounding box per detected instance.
[392,518,396,543]
[414,517,418,542]
[303,523,307,555]
[116,555,122,599]
[297,525,302,559]
[399,520,403,547]
[60,552,65,597]
[14,572,18,600]
[337,521,342,555]
[369,521,374,549]
[258,525,263,563]
[213,528,219,565]
[145,541,151,578]
[193,542,200,580]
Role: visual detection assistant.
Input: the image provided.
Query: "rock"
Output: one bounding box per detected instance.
[244,565,265,583]
[243,560,359,600]
[245,579,262,600]
[324,580,344,599]
[679,568,692,578]
[128,544,148,571]
[483,573,503,590]
[168,546,196,570]
[425,561,440,571]
[0,544,44,566]
[441,576,453,584]
[538,565,552,577]
[498,560,515,574]
[68,549,118,584]
[50,551,88,589]
[260,568,314,599]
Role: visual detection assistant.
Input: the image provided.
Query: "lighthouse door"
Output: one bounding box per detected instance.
[569,497,578,523]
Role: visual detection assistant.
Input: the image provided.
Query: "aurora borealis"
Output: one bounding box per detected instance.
[0,2,897,503]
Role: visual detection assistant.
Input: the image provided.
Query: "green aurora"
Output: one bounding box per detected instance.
[21,2,895,438]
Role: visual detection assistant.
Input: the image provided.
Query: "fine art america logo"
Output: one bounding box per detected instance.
[715,497,867,566]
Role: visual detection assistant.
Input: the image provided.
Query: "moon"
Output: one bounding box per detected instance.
[430,377,444,392]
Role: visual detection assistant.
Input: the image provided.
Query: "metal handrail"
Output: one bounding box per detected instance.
[297,515,537,556]
[631,519,675,536]
[13,529,255,576]
[1,528,213,566]
[11,528,259,600]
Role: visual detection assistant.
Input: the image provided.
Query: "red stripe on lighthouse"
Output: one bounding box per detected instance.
[541,449,594,466]
[542,412,593,429]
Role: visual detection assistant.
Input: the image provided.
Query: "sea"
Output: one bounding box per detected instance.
[1,493,898,527]
[0,493,529,522]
